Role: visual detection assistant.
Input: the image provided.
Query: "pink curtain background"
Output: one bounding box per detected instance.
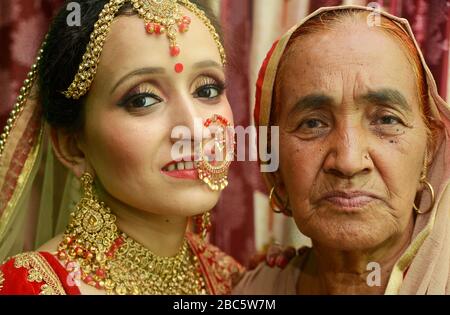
[0,0,63,129]
[1,0,449,266]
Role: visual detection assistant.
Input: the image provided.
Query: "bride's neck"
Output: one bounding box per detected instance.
[97,188,189,257]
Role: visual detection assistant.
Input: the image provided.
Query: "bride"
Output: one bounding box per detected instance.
[0,0,243,295]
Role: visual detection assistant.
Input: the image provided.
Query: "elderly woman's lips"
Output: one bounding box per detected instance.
[321,191,379,209]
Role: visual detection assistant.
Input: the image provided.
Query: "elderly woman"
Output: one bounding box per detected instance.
[234,5,450,295]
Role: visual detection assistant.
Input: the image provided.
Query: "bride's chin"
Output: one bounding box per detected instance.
[159,189,220,216]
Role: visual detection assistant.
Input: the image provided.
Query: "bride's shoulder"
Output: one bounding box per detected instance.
[0,251,65,295]
[36,234,64,252]
[0,235,80,295]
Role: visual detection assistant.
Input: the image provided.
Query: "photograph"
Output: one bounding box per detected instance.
[0,0,449,302]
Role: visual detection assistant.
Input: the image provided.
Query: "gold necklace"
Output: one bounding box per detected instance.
[56,174,207,295]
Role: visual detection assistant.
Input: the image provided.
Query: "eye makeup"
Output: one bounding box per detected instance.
[191,75,226,100]
[117,82,163,110]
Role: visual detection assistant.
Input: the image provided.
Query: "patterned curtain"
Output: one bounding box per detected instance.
[0,0,63,129]
[401,0,450,98]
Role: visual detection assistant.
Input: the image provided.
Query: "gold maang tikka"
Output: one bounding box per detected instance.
[196,114,234,191]
[132,0,189,58]
[63,0,226,99]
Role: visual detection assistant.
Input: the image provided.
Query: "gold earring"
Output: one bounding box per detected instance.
[201,211,211,240]
[78,172,111,234]
[269,185,292,216]
[58,172,118,261]
[414,178,435,214]
[58,172,119,289]
[194,211,211,240]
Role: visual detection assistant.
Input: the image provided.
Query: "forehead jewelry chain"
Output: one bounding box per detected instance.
[63,0,226,99]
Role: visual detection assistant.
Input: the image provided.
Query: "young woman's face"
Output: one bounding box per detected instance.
[80,9,233,217]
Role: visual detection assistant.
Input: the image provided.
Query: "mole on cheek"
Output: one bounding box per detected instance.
[389,136,401,144]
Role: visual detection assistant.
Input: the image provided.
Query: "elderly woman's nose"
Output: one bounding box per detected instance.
[323,126,373,178]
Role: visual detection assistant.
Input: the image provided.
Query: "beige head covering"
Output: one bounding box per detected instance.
[254,5,450,294]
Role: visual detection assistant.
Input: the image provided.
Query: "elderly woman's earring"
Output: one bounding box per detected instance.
[269,185,292,217]
[413,178,436,215]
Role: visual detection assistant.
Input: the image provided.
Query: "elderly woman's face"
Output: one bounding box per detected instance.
[276,24,429,250]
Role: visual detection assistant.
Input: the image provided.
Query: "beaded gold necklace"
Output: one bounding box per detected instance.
[56,174,207,295]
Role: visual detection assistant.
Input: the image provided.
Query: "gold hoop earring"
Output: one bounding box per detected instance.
[414,179,435,215]
[269,185,292,216]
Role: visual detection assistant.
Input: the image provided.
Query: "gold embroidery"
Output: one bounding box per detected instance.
[13,252,66,295]
[0,269,4,291]
[187,233,244,294]
[39,284,56,295]
[27,268,44,283]
[0,119,44,247]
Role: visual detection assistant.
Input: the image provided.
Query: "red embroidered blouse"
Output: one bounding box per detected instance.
[0,233,244,295]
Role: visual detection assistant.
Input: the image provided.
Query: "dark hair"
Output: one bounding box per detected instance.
[38,0,223,133]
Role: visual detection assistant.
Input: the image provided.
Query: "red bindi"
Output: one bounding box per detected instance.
[174,63,184,73]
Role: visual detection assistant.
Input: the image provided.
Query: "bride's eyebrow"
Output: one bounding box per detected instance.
[192,60,222,70]
[110,67,166,94]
